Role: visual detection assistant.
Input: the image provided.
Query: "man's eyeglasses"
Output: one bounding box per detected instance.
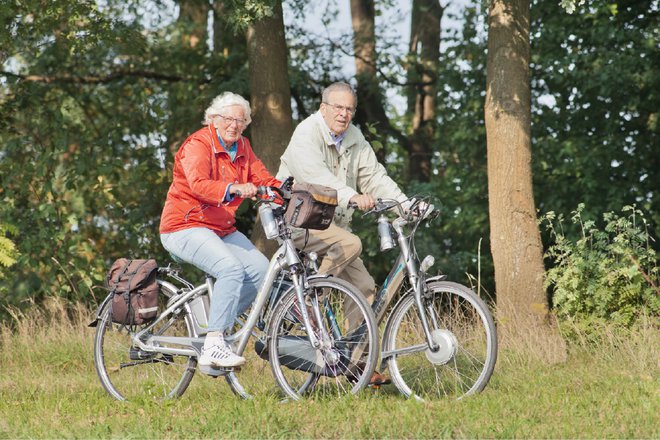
[215,114,247,127]
[323,102,356,116]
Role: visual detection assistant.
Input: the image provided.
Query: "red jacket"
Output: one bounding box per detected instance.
[159,125,281,236]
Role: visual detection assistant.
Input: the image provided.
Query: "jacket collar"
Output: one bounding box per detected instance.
[314,111,357,153]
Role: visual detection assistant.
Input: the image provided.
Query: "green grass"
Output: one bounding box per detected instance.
[0,299,658,439]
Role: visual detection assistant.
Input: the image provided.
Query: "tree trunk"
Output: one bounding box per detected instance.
[406,0,442,182]
[350,0,408,165]
[246,0,293,256]
[485,0,565,360]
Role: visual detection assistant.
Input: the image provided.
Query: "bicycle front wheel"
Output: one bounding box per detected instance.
[383,281,497,401]
[268,277,379,400]
[93,283,197,401]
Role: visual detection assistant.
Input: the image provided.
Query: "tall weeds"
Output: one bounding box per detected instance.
[0,297,93,369]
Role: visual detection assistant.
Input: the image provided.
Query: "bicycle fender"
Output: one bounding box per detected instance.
[426,274,447,283]
[305,273,333,281]
[88,292,114,327]
[385,275,447,315]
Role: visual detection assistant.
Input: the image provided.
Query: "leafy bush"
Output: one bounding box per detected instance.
[0,222,18,272]
[542,204,659,328]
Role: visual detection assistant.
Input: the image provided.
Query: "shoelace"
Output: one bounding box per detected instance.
[205,343,234,359]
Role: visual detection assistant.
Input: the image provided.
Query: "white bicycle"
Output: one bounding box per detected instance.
[91,179,379,401]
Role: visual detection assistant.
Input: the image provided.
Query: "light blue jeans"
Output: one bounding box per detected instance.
[160,228,269,332]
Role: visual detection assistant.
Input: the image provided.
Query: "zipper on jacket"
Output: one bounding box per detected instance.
[184,204,209,222]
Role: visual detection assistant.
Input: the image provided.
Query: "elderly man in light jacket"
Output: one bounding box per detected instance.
[277,82,409,327]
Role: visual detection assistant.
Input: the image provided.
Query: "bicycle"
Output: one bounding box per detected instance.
[351,197,497,401]
[90,179,380,401]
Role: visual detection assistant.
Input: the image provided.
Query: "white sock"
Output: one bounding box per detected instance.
[203,331,223,349]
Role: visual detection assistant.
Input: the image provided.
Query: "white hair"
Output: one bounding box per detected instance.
[322,82,358,106]
[203,92,252,126]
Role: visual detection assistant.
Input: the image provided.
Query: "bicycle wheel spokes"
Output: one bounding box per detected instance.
[224,311,285,399]
[268,278,378,400]
[385,282,497,401]
[93,293,197,401]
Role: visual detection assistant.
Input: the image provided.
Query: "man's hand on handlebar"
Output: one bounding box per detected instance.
[348,193,376,211]
[402,198,434,219]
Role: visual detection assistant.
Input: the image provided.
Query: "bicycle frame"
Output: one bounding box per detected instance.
[130,236,317,360]
[366,203,443,357]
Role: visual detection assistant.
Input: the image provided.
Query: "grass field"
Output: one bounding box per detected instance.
[1,299,657,439]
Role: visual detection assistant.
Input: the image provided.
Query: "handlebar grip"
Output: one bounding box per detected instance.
[347,202,358,209]
[234,186,268,198]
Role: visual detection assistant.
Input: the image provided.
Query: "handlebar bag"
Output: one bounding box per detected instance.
[285,183,338,230]
[106,258,159,325]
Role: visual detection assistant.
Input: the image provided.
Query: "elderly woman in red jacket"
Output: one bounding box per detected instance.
[160,92,280,369]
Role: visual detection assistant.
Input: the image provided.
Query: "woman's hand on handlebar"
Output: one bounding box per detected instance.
[231,183,258,199]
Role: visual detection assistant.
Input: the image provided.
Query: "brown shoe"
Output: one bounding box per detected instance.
[369,370,392,386]
[347,366,391,386]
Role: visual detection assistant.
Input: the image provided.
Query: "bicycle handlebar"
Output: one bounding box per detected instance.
[233,176,294,203]
[350,197,437,221]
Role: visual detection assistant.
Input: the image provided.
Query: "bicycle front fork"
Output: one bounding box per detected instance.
[290,272,323,348]
[412,277,440,352]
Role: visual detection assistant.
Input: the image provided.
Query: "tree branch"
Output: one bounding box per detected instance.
[627,253,660,295]
[303,32,435,88]
[0,70,212,84]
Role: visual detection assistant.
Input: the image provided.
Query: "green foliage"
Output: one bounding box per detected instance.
[1,0,657,327]
[543,204,659,327]
[559,0,585,14]
[0,223,19,271]
[531,0,659,232]
[225,0,276,30]
[0,0,249,318]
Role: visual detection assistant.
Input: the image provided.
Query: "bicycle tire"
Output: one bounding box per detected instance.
[224,277,311,399]
[93,282,197,401]
[383,281,497,401]
[267,277,380,400]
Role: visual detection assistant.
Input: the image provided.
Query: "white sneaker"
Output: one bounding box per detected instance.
[198,338,246,368]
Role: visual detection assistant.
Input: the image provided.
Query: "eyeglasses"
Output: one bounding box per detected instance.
[215,114,247,127]
[323,102,356,116]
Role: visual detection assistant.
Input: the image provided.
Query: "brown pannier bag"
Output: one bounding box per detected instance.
[106,258,159,325]
[285,183,338,230]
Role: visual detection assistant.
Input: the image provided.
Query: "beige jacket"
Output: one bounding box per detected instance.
[278,111,407,230]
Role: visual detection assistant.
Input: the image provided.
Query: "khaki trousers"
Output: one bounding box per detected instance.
[293,223,376,329]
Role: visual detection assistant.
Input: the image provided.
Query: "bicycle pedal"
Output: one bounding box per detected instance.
[129,347,156,361]
[199,364,233,377]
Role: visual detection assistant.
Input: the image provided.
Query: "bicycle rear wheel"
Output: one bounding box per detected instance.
[93,283,197,401]
[268,277,379,400]
[383,281,497,401]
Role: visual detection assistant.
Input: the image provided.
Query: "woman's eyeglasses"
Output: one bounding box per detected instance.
[215,114,247,127]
